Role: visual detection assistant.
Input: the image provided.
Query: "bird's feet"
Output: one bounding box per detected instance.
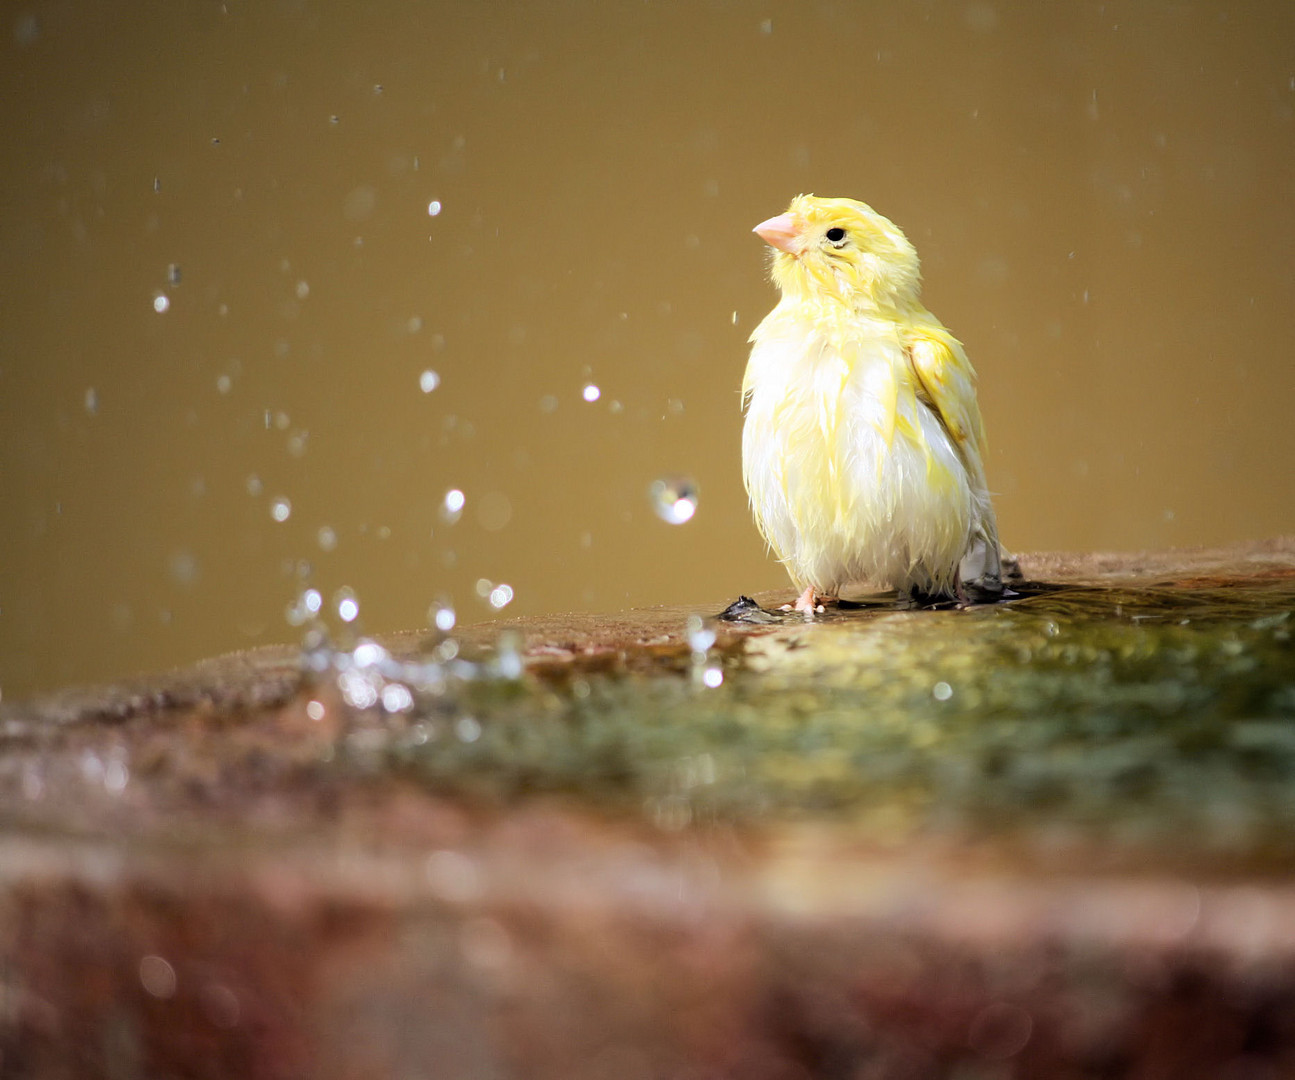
[779,586,836,614]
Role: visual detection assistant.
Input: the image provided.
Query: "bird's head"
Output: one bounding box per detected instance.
[754,194,921,313]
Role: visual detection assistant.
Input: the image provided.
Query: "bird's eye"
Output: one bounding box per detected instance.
[825,227,847,247]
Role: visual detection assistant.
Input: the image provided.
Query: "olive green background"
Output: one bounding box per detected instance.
[3,1,1292,696]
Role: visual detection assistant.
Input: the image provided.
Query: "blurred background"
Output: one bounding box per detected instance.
[2,0,1292,698]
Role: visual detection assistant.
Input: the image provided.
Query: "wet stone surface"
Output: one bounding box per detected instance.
[2,539,1295,1079]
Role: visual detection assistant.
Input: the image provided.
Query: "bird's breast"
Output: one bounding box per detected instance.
[742,313,973,590]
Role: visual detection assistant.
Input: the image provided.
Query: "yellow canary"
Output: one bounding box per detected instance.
[742,194,1002,612]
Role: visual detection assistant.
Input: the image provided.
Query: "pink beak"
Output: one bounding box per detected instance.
[753,212,800,254]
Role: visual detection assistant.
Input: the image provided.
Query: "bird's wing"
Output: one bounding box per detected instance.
[905,323,1004,592]
[904,324,988,482]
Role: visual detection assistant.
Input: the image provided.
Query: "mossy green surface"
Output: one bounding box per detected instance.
[367,578,1295,864]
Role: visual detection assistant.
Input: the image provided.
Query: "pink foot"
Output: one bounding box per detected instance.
[779,586,835,614]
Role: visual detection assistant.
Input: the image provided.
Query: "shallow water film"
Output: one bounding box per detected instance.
[357,572,1295,869]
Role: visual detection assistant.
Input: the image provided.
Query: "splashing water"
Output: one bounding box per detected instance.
[650,476,699,524]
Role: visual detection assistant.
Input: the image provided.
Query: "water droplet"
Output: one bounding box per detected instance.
[14,14,42,47]
[245,473,263,496]
[381,683,414,713]
[351,641,387,668]
[216,374,232,394]
[167,263,182,285]
[494,631,524,679]
[153,293,170,313]
[104,758,129,793]
[139,956,177,999]
[441,488,465,524]
[702,666,723,688]
[306,699,326,721]
[687,615,716,654]
[649,476,698,524]
[419,369,441,393]
[295,280,310,300]
[84,387,99,415]
[335,588,359,623]
[285,587,324,627]
[338,668,378,710]
[168,550,199,585]
[317,525,337,551]
[428,199,442,216]
[270,497,292,522]
[759,17,772,33]
[488,583,514,610]
[431,603,456,633]
[933,681,953,701]
[582,383,601,403]
[477,491,512,532]
[455,716,482,742]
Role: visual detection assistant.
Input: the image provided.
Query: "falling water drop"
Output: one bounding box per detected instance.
[431,602,456,633]
[441,488,465,524]
[335,588,360,623]
[649,476,699,524]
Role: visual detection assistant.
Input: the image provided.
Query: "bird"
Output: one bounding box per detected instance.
[741,194,1003,613]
